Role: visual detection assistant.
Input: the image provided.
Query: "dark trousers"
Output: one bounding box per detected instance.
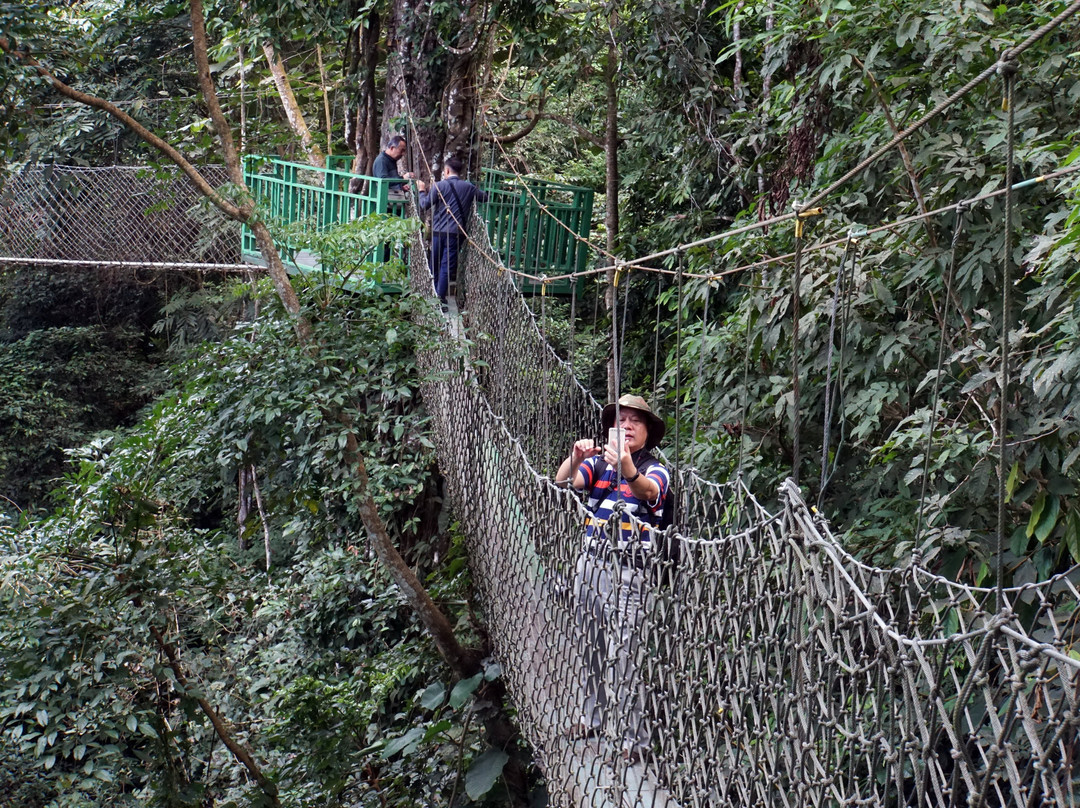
[430,231,462,303]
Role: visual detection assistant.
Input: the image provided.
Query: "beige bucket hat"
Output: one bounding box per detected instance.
[600,394,665,450]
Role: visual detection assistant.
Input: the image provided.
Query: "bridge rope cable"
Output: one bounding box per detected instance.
[800,0,1080,214]
[690,161,1080,283]
[462,0,1080,290]
[588,0,1080,277]
[817,232,859,507]
[915,204,968,546]
[395,64,510,296]
[483,115,616,264]
[997,66,1018,610]
[0,257,253,272]
[477,157,1080,290]
[789,214,807,484]
[388,135,1080,291]
[402,194,1080,807]
[589,276,602,394]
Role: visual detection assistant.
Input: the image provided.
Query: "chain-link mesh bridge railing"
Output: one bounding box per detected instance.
[0,165,243,269]
[407,215,1080,807]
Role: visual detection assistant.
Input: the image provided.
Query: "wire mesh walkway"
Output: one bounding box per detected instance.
[0,165,243,270]
[408,214,1080,807]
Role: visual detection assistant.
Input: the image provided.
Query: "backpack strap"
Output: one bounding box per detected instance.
[444,180,470,233]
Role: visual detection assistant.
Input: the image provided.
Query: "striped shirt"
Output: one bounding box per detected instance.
[580,454,670,549]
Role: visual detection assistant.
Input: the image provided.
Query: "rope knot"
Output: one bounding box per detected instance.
[613,259,628,288]
[996,56,1019,78]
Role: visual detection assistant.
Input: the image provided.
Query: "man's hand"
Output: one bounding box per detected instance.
[403,171,416,180]
[416,179,427,192]
[571,439,600,468]
[602,435,633,475]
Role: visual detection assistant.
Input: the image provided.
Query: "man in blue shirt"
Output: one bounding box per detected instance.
[417,155,487,309]
[553,394,669,764]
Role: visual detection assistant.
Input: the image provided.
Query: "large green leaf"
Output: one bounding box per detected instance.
[448,673,483,708]
[465,749,509,800]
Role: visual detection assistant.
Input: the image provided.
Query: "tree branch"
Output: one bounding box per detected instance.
[852,55,937,250]
[546,113,606,148]
[489,89,604,147]
[482,101,545,144]
[262,40,326,167]
[0,35,243,220]
[187,5,306,324]
[150,625,281,807]
[338,411,481,678]
[188,0,246,189]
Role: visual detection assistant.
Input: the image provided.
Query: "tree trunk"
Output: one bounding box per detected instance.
[262,41,325,167]
[382,0,486,180]
[345,8,382,175]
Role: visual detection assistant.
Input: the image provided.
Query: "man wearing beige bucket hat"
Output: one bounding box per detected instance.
[553,394,670,764]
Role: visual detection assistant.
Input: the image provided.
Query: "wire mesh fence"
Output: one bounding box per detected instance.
[0,164,243,269]
[407,212,1080,807]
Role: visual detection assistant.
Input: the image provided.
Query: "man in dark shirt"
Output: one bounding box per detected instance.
[371,135,414,197]
[417,155,487,309]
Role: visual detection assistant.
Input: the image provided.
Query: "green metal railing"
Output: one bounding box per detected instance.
[242,157,595,293]
[478,168,593,294]
[241,156,409,282]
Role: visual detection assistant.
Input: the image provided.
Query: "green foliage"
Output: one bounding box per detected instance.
[1,0,210,165]
[0,265,179,511]
[0,326,158,508]
[0,266,164,341]
[624,0,1080,585]
[272,212,417,291]
[0,279,517,806]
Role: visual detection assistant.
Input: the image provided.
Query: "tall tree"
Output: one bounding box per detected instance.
[381,0,493,177]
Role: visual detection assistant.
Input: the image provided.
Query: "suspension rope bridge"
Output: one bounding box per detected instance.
[394,11,1080,803]
[3,4,1080,801]
[3,153,1078,805]
[0,164,247,272]
[405,207,1080,807]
